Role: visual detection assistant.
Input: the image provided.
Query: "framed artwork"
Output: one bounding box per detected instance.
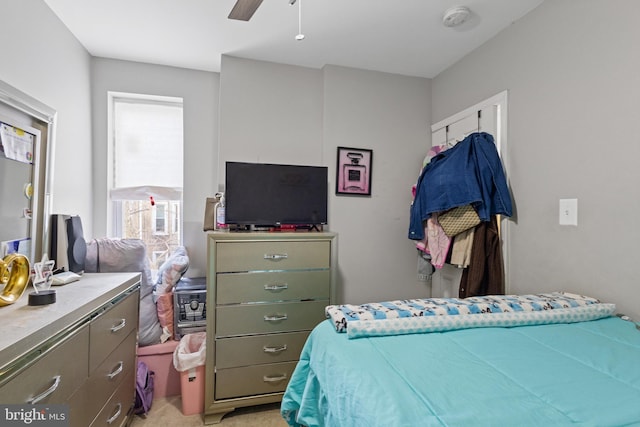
[336,147,372,196]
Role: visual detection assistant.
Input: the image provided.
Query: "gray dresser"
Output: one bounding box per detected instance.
[0,273,140,427]
[204,232,337,424]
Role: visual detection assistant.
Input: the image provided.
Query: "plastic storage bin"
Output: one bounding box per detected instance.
[137,340,180,398]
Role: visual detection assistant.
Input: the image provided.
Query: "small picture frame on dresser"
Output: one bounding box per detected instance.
[336,147,372,196]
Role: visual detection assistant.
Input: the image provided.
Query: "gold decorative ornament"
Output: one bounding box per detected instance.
[0,254,31,306]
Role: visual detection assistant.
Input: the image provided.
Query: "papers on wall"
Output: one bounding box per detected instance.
[0,122,34,164]
[0,238,30,257]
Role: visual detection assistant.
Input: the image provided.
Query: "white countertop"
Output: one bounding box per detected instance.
[0,272,140,370]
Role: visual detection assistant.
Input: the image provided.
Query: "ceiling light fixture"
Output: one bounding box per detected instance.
[292,0,305,41]
[442,6,471,28]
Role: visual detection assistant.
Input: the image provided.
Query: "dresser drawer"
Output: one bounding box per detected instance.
[217,270,330,304]
[89,290,139,372]
[89,370,135,427]
[216,300,327,337]
[216,331,309,369]
[0,324,89,404]
[71,330,136,427]
[215,361,297,399]
[215,241,330,272]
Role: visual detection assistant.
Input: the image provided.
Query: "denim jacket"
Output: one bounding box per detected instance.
[409,132,512,240]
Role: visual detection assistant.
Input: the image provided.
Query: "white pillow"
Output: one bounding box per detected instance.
[153,246,189,296]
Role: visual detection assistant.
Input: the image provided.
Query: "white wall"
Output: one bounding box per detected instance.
[218,58,432,304]
[0,0,93,236]
[90,58,219,278]
[432,0,640,319]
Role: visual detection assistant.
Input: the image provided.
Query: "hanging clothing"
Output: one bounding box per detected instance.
[408,132,512,241]
[458,216,504,298]
[412,143,449,271]
[426,216,451,269]
[416,250,434,281]
[450,228,475,268]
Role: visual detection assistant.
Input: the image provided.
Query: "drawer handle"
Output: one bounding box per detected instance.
[27,375,61,404]
[110,318,126,333]
[263,344,287,353]
[263,253,288,261]
[107,361,124,380]
[264,314,288,322]
[263,374,288,383]
[106,403,122,425]
[264,283,288,291]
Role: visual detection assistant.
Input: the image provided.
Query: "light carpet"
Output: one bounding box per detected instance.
[129,396,288,427]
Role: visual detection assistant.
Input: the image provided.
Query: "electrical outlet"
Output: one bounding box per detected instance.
[559,199,578,226]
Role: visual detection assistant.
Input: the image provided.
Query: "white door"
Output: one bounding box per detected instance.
[429,91,509,298]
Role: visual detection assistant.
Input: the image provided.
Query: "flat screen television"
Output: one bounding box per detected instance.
[225,161,328,227]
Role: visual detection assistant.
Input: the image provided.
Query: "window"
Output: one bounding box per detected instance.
[108,92,184,270]
[153,202,168,235]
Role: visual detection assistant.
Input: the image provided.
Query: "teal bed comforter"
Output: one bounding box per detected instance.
[281,303,640,426]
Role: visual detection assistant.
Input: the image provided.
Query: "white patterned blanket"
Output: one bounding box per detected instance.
[325,292,615,339]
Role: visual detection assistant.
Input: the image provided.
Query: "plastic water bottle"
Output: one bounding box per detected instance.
[215,193,226,229]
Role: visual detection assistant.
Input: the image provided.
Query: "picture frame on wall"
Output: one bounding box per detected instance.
[336,147,372,196]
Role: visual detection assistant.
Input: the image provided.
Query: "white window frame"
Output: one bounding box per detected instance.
[106,91,184,240]
[171,201,180,235]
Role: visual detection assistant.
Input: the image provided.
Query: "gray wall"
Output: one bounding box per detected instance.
[90,58,219,278]
[218,55,324,175]
[432,0,640,319]
[322,65,432,303]
[0,0,93,235]
[10,1,632,317]
[218,57,432,304]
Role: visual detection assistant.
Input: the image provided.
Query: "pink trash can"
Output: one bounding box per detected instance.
[179,365,205,415]
[173,332,206,415]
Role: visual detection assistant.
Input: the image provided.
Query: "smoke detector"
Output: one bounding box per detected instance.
[442,6,471,28]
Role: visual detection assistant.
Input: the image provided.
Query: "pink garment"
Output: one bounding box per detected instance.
[413,144,449,255]
[411,144,451,268]
[426,215,451,269]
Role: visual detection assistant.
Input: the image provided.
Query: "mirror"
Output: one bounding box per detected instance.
[0,80,56,263]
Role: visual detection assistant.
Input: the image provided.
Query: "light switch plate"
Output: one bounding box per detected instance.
[559,199,578,226]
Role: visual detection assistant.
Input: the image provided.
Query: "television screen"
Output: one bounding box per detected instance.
[225,161,328,227]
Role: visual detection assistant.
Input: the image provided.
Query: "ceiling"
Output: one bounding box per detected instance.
[43,0,543,79]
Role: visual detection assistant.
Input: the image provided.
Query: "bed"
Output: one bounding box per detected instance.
[281,293,640,427]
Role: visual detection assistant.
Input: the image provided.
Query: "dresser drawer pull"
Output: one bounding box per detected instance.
[107,361,124,379]
[264,283,288,291]
[110,318,126,333]
[106,403,122,425]
[27,375,61,404]
[264,314,288,322]
[263,253,288,261]
[263,344,288,353]
[263,374,288,383]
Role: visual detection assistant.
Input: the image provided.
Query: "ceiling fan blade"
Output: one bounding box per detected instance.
[228,0,264,21]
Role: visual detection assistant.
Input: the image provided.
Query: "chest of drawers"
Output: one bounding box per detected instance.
[204,232,337,424]
[0,273,140,427]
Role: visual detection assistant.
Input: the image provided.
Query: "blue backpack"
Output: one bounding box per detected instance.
[134,361,154,415]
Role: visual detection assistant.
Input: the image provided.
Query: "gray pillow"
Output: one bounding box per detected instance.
[85,238,162,346]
